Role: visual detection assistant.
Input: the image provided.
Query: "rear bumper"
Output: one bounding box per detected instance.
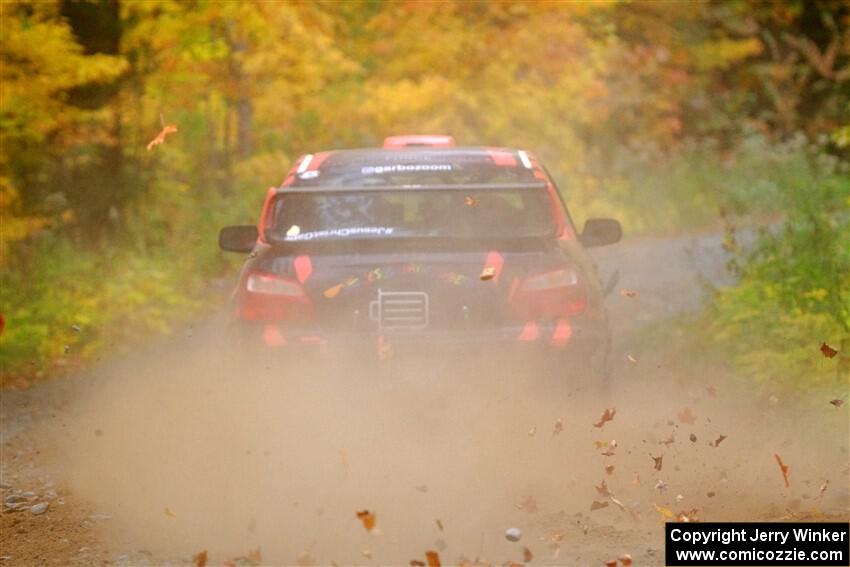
[231,319,608,360]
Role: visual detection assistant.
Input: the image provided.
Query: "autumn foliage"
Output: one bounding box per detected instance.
[0,1,847,383]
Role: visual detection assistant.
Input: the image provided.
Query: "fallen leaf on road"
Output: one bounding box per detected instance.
[660,432,675,446]
[653,503,674,520]
[194,550,207,567]
[595,480,611,497]
[523,547,533,562]
[774,453,790,487]
[820,342,838,358]
[164,507,177,518]
[247,548,262,563]
[465,196,479,207]
[605,464,614,475]
[829,399,844,408]
[594,408,616,428]
[650,454,663,471]
[655,479,668,492]
[362,549,372,559]
[818,480,829,499]
[426,550,441,567]
[356,510,376,531]
[517,494,538,513]
[590,500,609,511]
[435,519,443,531]
[689,433,697,443]
[528,426,536,437]
[609,495,626,512]
[480,266,496,281]
[632,473,641,486]
[626,354,638,364]
[710,434,727,447]
[619,553,633,566]
[605,560,618,567]
[677,408,696,424]
[677,508,699,522]
[410,561,425,567]
[552,418,563,435]
[619,289,637,298]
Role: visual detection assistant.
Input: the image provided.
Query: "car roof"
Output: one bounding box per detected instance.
[314,146,528,167]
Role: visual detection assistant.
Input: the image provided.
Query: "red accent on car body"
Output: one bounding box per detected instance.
[484,147,519,167]
[550,317,573,347]
[517,321,540,341]
[484,250,504,283]
[263,324,287,347]
[294,255,313,283]
[383,135,456,148]
[256,187,278,244]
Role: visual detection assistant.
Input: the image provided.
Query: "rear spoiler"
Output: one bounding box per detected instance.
[277,182,548,194]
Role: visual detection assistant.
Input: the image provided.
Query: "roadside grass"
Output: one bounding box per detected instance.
[1,135,847,388]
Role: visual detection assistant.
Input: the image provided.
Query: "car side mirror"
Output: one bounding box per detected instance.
[219,225,258,253]
[580,218,622,248]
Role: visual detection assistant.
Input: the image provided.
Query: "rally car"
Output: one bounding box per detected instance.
[219,135,621,381]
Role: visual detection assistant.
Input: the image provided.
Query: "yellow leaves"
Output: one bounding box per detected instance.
[356,510,376,531]
[691,37,763,71]
[654,503,674,520]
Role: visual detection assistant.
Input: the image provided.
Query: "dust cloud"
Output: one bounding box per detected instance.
[40,314,849,566]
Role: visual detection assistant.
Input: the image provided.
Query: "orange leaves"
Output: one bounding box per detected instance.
[146,124,178,151]
[820,342,838,358]
[194,550,207,567]
[619,288,637,298]
[650,453,663,471]
[774,453,790,487]
[595,479,611,497]
[593,407,616,428]
[464,196,479,207]
[356,509,376,531]
[522,547,533,562]
[677,407,696,424]
[425,550,441,567]
[605,464,614,475]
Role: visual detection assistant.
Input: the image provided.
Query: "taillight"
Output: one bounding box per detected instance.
[511,267,586,319]
[240,272,313,322]
[246,273,305,297]
[519,268,578,292]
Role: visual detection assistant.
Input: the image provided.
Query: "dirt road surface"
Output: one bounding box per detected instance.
[2,232,848,566]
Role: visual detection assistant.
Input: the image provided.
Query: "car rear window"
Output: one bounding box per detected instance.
[266,188,557,241]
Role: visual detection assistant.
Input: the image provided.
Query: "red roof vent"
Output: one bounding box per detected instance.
[383,135,456,148]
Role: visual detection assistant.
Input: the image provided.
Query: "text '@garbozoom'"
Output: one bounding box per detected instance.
[666,523,849,566]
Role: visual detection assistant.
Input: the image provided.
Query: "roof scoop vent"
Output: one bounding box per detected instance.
[383,135,456,148]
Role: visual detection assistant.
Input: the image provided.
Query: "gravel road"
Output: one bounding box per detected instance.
[2,231,847,566]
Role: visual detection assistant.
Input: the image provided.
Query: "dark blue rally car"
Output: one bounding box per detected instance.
[219,135,621,381]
